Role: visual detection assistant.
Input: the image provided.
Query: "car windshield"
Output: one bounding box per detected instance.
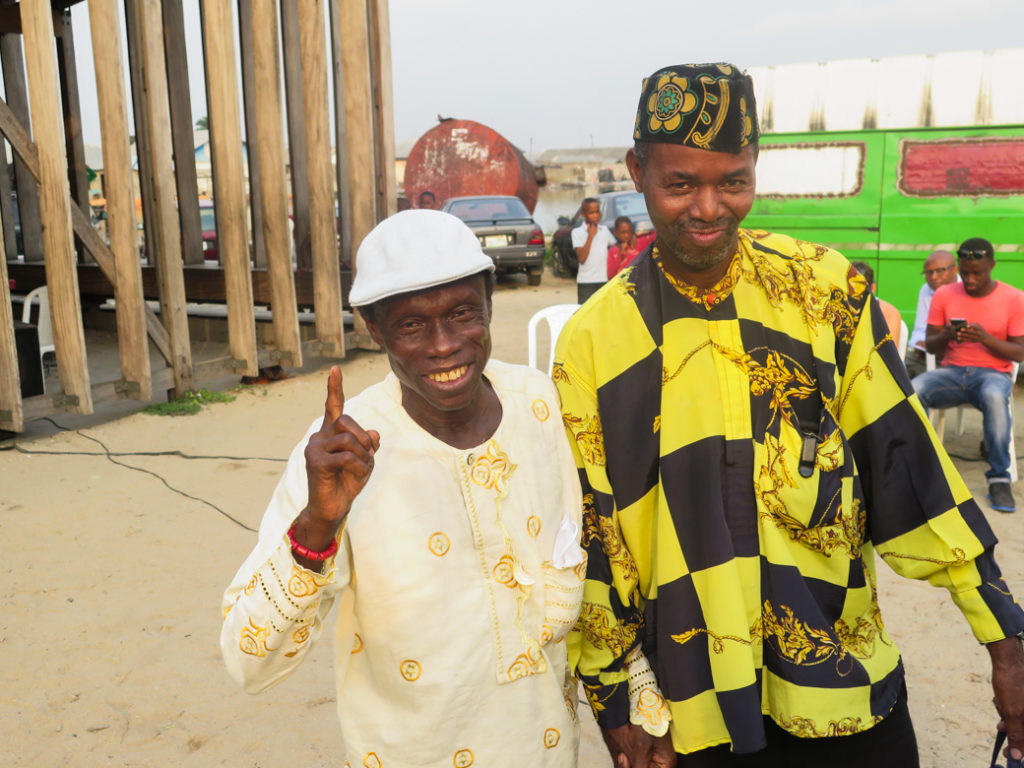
[200,207,216,231]
[612,193,648,219]
[446,198,530,221]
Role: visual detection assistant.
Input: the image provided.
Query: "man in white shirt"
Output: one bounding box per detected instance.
[905,249,957,377]
[571,196,616,303]
[221,210,586,767]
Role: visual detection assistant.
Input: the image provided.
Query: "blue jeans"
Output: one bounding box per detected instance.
[913,365,1013,481]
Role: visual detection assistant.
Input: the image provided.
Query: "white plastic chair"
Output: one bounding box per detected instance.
[527,304,580,375]
[21,285,54,391]
[896,319,909,360]
[925,352,1019,482]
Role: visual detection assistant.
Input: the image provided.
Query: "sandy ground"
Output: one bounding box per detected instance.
[2,270,1022,767]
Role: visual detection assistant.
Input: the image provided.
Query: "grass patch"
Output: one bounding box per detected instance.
[143,388,237,417]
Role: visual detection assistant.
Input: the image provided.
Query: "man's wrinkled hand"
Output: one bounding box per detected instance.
[990,637,1024,763]
[300,365,380,544]
[600,723,675,768]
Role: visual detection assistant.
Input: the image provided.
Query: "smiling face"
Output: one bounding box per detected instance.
[627,142,756,280]
[365,274,493,428]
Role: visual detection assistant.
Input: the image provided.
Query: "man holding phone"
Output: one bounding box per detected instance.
[914,237,1024,512]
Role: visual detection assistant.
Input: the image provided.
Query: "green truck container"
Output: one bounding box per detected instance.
[745,126,1024,324]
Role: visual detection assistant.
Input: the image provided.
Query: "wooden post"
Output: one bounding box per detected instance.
[89,0,151,402]
[327,0,351,263]
[54,11,90,221]
[368,0,396,222]
[123,0,156,266]
[249,0,302,367]
[237,0,266,269]
[162,0,204,266]
[19,0,92,412]
[0,215,21,431]
[201,0,258,377]
[297,0,343,358]
[0,9,44,263]
[135,0,193,395]
[0,146,16,259]
[339,0,379,349]
[279,0,310,272]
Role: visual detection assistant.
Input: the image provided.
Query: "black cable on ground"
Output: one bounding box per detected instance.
[9,417,260,532]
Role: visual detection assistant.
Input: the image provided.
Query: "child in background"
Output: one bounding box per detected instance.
[606,216,654,278]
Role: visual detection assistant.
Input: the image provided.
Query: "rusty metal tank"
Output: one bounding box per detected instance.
[403,119,543,213]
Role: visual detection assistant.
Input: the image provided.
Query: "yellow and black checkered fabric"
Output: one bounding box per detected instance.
[555,230,1024,755]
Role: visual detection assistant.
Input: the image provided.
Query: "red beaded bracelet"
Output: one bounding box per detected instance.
[287,523,339,562]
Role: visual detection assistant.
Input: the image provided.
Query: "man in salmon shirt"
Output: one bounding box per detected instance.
[914,237,1024,512]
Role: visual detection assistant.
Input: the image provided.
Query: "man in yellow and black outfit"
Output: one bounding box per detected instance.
[554,63,1024,767]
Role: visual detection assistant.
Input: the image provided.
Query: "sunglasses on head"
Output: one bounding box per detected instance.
[957,249,990,260]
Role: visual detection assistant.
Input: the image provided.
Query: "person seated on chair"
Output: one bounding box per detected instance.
[906,249,958,378]
[851,260,903,350]
[913,237,1024,513]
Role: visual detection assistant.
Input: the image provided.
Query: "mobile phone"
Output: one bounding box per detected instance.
[950,318,967,330]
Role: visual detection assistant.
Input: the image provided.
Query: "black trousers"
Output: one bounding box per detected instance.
[676,684,919,768]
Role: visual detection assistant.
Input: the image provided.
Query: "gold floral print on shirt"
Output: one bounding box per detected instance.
[576,602,640,659]
[469,441,517,499]
[654,247,742,310]
[581,494,639,583]
[562,412,606,466]
[752,599,880,675]
[671,627,754,654]
[239,618,272,657]
[778,712,882,738]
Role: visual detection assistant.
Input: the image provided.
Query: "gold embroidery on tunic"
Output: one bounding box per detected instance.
[239,618,272,657]
[469,441,517,499]
[351,633,363,653]
[400,659,422,681]
[453,748,474,767]
[428,532,451,557]
[507,647,543,681]
[288,565,328,598]
[543,728,561,748]
[531,398,551,422]
[363,753,382,768]
[527,515,541,538]
[635,687,671,730]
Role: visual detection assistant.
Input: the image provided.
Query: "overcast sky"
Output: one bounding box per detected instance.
[66,0,1024,154]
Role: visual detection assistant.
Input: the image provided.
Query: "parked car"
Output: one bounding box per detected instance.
[441,195,545,285]
[551,190,654,277]
[199,199,218,261]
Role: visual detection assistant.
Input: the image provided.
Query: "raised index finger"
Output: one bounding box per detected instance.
[323,365,345,426]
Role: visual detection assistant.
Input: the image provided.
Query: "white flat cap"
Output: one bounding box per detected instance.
[348,209,495,306]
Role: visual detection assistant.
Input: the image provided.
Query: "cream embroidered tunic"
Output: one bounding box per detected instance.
[221,360,586,767]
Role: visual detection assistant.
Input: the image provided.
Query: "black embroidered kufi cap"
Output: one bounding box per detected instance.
[633,63,759,153]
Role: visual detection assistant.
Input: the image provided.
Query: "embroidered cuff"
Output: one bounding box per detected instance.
[625,645,671,737]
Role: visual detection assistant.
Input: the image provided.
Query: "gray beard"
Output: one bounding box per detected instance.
[662,238,736,272]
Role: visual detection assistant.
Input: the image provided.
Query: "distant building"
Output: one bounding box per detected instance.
[532,147,631,190]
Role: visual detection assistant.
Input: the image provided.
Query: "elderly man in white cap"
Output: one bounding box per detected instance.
[221,210,586,767]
